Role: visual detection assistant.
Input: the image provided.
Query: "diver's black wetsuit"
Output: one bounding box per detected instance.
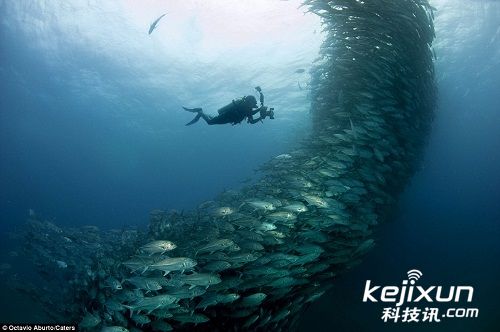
[183,91,273,126]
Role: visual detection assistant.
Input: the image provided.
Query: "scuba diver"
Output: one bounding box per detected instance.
[183,86,275,126]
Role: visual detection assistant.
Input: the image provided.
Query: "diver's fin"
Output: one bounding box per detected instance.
[183,107,202,113]
[185,113,202,126]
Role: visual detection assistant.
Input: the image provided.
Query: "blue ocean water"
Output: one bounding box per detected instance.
[0,0,319,231]
[0,0,499,330]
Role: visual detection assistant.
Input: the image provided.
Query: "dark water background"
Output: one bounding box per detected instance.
[1,0,499,330]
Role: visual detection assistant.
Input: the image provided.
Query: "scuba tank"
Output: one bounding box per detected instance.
[217,98,245,115]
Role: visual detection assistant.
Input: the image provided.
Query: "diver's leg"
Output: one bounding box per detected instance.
[184,109,222,126]
[200,113,220,125]
[204,114,231,125]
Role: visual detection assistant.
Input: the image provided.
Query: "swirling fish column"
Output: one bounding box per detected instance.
[138,0,437,330]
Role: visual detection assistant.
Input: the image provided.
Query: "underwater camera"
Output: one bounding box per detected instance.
[261,107,274,120]
[269,107,275,119]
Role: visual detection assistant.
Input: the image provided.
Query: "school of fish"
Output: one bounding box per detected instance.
[6,0,436,331]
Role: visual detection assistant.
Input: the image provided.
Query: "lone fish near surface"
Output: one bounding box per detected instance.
[148,13,167,35]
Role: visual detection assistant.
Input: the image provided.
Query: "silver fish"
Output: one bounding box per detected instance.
[139,240,176,255]
[148,257,197,276]
[174,273,221,289]
[124,294,177,315]
[196,239,238,255]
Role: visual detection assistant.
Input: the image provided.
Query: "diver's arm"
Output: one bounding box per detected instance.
[247,114,263,124]
[248,106,273,124]
[255,86,264,107]
[249,106,267,116]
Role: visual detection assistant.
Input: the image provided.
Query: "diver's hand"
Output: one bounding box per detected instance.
[259,106,268,118]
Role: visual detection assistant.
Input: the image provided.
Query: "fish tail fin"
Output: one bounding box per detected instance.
[122,306,133,317]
